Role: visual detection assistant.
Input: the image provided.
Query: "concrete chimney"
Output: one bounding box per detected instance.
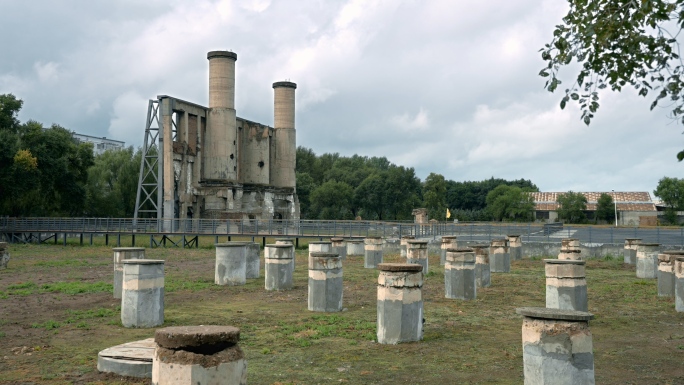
[204,51,238,181]
[272,81,296,189]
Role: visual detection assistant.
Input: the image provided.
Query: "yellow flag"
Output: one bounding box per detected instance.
[446,208,451,219]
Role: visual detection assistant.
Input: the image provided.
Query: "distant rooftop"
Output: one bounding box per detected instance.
[529,191,656,212]
[71,132,125,155]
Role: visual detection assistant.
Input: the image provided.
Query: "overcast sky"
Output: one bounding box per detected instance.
[1,0,681,194]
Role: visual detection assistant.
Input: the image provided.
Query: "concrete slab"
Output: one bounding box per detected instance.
[97,338,154,378]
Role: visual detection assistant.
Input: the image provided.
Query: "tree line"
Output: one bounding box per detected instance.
[296,147,540,221]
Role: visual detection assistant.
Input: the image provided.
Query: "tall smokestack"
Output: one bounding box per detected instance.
[204,51,238,181]
[272,81,297,189]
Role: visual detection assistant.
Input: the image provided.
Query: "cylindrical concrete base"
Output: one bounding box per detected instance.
[377,263,423,344]
[275,239,295,271]
[347,239,364,256]
[623,238,641,265]
[121,259,164,328]
[364,237,383,268]
[636,243,660,279]
[490,239,510,273]
[508,235,522,261]
[308,241,331,256]
[308,253,343,312]
[407,240,429,273]
[400,236,415,258]
[445,248,476,300]
[561,238,580,252]
[440,236,457,266]
[330,237,347,260]
[544,259,587,312]
[215,242,247,286]
[675,257,684,312]
[657,252,681,297]
[471,244,491,288]
[246,242,260,279]
[265,244,294,290]
[152,325,247,385]
[517,307,595,385]
[558,250,582,261]
[113,247,146,299]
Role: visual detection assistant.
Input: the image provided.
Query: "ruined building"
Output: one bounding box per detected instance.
[134,51,299,222]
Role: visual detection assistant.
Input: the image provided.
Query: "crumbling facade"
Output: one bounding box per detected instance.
[136,51,299,221]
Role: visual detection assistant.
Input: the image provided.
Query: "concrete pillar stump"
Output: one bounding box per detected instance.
[623,238,641,264]
[490,239,510,273]
[658,252,683,297]
[0,242,9,269]
[265,244,294,290]
[376,263,423,344]
[561,238,580,252]
[152,325,247,385]
[308,253,343,312]
[636,243,660,279]
[516,307,595,385]
[675,257,684,312]
[275,238,295,271]
[558,250,582,261]
[400,236,415,258]
[330,237,347,260]
[347,239,365,257]
[308,241,332,256]
[508,235,522,261]
[545,260,587,312]
[121,259,164,328]
[471,244,491,288]
[215,243,247,286]
[246,242,260,279]
[444,248,476,300]
[113,247,146,299]
[407,240,429,273]
[440,236,458,266]
[364,237,384,268]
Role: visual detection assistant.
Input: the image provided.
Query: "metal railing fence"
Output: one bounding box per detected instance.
[1,217,684,246]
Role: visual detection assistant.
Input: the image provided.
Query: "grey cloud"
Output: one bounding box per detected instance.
[0,0,680,194]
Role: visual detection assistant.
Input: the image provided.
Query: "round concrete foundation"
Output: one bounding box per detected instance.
[376,263,423,344]
[444,248,476,300]
[308,252,343,312]
[152,325,247,385]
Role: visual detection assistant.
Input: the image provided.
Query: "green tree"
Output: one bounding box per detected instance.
[0,94,22,133]
[556,191,588,224]
[384,165,422,220]
[595,193,616,223]
[354,171,387,220]
[309,180,354,219]
[423,173,447,220]
[85,147,141,217]
[541,0,684,160]
[654,176,684,224]
[485,185,535,222]
[295,171,317,219]
[446,177,538,211]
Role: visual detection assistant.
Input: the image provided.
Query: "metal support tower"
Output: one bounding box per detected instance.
[134,99,163,221]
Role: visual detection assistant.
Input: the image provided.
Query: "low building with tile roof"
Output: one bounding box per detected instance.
[529,191,657,226]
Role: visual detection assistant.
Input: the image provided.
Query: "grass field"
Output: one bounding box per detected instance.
[0,243,683,384]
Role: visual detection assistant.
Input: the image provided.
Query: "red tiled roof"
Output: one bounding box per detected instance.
[529,192,656,212]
